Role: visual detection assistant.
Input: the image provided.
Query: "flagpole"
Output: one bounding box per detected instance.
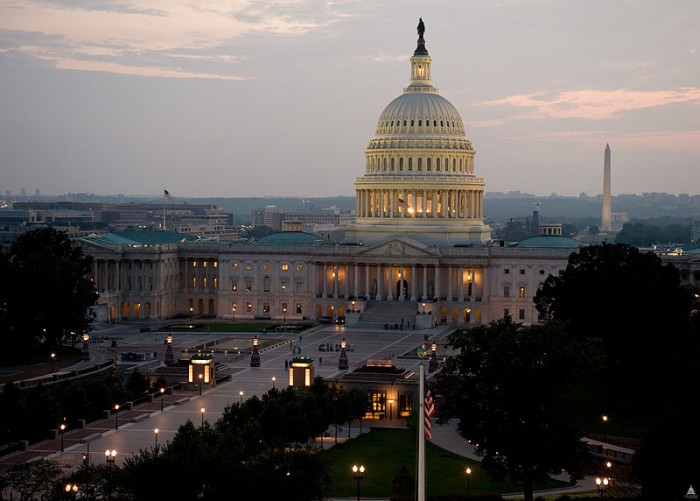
[163,196,166,230]
[417,358,426,501]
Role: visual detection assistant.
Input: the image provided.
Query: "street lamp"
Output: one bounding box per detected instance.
[198,373,203,395]
[105,449,117,466]
[189,306,194,322]
[239,390,244,403]
[602,415,609,442]
[422,302,426,313]
[596,477,609,499]
[465,467,472,495]
[154,428,159,449]
[59,423,66,452]
[114,404,120,430]
[201,407,206,427]
[338,337,349,370]
[272,376,276,389]
[160,387,166,411]
[81,331,90,361]
[352,464,365,501]
[65,483,78,495]
[50,352,56,372]
[387,399,395,420]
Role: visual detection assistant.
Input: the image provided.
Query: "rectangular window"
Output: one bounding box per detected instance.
[296,302,302,314]
[231,302,237,312]
[281,302,288,315]
[232,262,238,270]
[281,264,289,271]
[296,280,303,292]
[214,261,218,268]
[193,261,197,267]
[245,264,252,271]
[192,277,197,289]
[263,277,271,292]
[504,268,510,274]
[503,286,510,298]
[246,302,252,313]
[504,308,510,318]
[281,280,289,292]
[263,302,270,314]
[246,280,253,292]
[296,264,303,271]
[213,277,217,290]
[232,281,238,292]
[519,308,525,320]
[263,263,271,271]
[203,277,207,289]
[519,287,525,298]
[203,261,207,267]
[519,269,525,274]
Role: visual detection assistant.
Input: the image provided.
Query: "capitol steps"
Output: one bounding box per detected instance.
[357,300,418,328]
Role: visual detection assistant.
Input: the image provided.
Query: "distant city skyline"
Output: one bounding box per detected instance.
[1,1,699,198]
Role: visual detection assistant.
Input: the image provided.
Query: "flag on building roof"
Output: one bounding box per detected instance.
[397,197,410,209]
[424,387,435,440]
[164,189,174,200]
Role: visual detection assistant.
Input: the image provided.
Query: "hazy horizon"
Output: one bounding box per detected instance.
[2,1,699,198]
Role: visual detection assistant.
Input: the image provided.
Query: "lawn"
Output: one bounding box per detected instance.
[323,428,566,498]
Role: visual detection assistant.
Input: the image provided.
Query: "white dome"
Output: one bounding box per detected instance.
[374,92,466,138]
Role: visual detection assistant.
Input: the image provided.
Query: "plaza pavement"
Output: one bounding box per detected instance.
[1,320,605,499]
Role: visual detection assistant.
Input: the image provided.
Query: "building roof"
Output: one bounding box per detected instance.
[256,231,326,245]
[517,235,583,249]
[82,230,193,246]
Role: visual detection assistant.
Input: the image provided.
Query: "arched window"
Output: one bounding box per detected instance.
[399,158,403,170]
[403,120,407,126]
[433,120,437,126]
[440,120,444,127]
[436,158,441,170]
[408,158,413,171]
[411,120,414,126]
[426,120,430,127]
[425,158,430,170]
[418,120,422,126]
[391,158,395,171]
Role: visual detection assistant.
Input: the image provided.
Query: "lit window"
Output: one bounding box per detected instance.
[263,263,271,271]
[231,302,237,312]
[246,302,252,313]
[282,264,289,271]
[296,303,302,314]
[213,277,217,290]
[203,261,207,268]
[519,287,525,298]
[193,261,197,267]
[263,302,270,314]
[232,263,238,270]
[192,277,197,289]
[214,261,218,268]
[203,277,207,289]
[245,264,252,271]
[296,264,303,271]
[232,281,238,292]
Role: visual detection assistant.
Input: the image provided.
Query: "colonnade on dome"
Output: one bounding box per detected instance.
[355,186,483,220]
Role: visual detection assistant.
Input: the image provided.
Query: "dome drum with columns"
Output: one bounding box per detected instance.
[345,19,490,246]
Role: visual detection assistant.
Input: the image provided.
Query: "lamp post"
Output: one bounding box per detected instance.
[352,464,365,501]
[154,428,159,449]
[251,336,261,367]
[338,337,349,370]
[198,373,203,395]
[59,423,66,452]
[165,335,174,366]
[105,449,116,466]
[596,477,609,499]
[422,302,426,313]
[239,390,244,403]
[160,387,166,411]
[429,341,438,372]
[65,483,78,496]
[387,399,395,420]
[81,331,90,361]
[190,306,194,322]
[272,376,276,389]
[465,467,472,495]
[201,407,206,427]
[114,404,120,430]
[50,352,56,372]
[602,415,609,442]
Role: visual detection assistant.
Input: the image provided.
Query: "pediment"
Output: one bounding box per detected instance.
[354,237,437,258]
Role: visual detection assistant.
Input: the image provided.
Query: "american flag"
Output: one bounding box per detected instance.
[424,387,435,440]
[397,197,410,209]
[164,189,174,200]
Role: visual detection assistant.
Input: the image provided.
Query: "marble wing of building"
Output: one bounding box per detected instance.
[78,22,592,328]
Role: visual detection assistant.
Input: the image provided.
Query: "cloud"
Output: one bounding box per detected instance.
[0,0,351,78]
[482,88,700,120]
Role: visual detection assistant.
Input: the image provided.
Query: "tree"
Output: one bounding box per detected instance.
[534,243,695,408]
[434,318,594,501]
[0,227,97,355]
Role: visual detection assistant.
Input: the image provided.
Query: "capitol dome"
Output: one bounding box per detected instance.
[347,19,490,247]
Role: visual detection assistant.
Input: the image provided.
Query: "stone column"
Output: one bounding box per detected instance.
[354,263,360,299]
[411,265,417,301]
[399,265,405,301]
[422,265,428,301]
[365,264,370,300]
[434,265,440,300]
[447,265,453,301]
[458,265,464,302]
[333,263,339,299]
[322,262,328,298]
[387,263,394,301]
[376,263,382,300]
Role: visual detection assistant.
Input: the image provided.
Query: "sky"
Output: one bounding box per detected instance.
[1,0,699,198]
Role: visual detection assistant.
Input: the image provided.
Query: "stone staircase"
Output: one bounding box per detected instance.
[357,300,419,329]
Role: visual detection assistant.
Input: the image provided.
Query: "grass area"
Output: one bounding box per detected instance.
[323,429,566,498]
[0,346,81,368]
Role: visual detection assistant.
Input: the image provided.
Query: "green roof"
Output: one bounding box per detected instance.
[517,236,582,249]
[83,231,193,246]
[256,231,325,245]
